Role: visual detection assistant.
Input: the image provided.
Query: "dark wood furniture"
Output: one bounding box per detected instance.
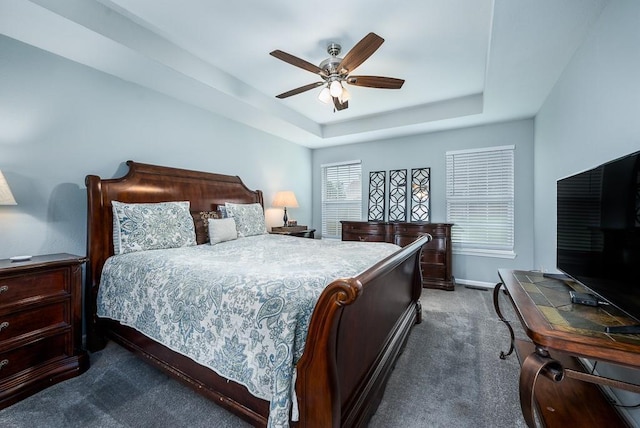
[0,254,89,409]
[270,226,316,238]
[341,221,454,290]
[494,269,640,427]
[85,161,429,427]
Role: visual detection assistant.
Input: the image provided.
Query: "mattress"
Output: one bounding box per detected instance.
[97,233,399,427]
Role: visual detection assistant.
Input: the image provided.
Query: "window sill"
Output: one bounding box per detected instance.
[452,249,516,259]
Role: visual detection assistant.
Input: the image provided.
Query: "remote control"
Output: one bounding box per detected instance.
[569,291,600,307]
[605,325,640,334]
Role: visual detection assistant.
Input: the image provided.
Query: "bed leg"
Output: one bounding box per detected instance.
[415,300,423,324]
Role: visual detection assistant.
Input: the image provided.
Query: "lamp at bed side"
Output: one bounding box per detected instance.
[272,191,299,227]
[0,170,17,206]
[0,170,29,261]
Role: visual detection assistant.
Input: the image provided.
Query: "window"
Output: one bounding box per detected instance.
[321,160,362,239]
[446,145,515,257]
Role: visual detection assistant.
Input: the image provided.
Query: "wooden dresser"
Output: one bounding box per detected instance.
[0,253,89,409]
[341,221,455,290]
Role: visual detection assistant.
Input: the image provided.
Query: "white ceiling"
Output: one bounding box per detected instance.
[1,0,608,148]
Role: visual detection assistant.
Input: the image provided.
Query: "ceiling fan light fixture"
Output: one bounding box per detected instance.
[318,86,332,104]
[271,33,402,112]
[329,80,343,98]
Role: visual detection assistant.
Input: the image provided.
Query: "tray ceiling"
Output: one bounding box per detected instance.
[1,0,608,147]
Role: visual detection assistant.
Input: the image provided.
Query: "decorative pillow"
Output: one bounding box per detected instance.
[225,202,267,237]
[191,210,220,244]
[112,201,196,254]
[208,217,238,244]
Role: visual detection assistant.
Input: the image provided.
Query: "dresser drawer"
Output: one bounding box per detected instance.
[394,224,429,234]
[342,232,387,242]
[422,264,446,280]
[342,222,388,233]
[0,302,67,345]
[0,333,69,381]
[422,249,445,264]
[0,269,68,307]
[425,225,449,237]
[425,236,447,252]
[394,234,425,247]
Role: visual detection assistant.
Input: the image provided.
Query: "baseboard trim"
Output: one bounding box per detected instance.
[455,278,495,289]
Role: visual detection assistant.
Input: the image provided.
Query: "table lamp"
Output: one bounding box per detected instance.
[272,191,299,227]
[0,170,17,205]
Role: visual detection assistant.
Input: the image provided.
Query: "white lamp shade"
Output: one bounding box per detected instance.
[318,86,332,104]
[339,86,351,103]
[0,170,17,205]
[330,80,343,97]
[272,191,299,208]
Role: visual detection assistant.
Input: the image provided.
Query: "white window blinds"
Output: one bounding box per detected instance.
[446,145,515,255]
[321,161,362,239]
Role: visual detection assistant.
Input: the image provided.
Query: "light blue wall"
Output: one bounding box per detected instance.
[0,36,312,260]
[534,0,640,273]
[312,119,535,285]
[534,1,640,419]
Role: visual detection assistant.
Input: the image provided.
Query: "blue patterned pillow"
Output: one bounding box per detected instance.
[112,201,196,254]
[225,202,267,237]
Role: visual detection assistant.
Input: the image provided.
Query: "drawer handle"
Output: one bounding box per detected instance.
[0,321,8,332]
[0,359,7,370]
[358,236,366,241]
[0,285,7,295]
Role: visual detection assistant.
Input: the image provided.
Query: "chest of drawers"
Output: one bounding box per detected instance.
[0,254,89,408]
[341,221,455,290]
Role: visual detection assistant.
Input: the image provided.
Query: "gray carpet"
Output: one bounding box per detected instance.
[0,286,526,427]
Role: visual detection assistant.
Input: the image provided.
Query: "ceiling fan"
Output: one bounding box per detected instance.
[270,32,404,111]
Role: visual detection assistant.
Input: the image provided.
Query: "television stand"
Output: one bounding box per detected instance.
[541,272,568,281]
[494,270,640,427]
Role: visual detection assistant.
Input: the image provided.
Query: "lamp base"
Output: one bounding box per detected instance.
[282,207,288,227]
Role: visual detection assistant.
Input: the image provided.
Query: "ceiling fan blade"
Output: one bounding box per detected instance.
[276,82,325,99]
[346,75,405,89]
[338,33,384,73]
[270,50,325,76]
[333,97,348,111]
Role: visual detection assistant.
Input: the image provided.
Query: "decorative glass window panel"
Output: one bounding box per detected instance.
[368,171,386,221]
[388,169,407,222]
[410,168,430,221]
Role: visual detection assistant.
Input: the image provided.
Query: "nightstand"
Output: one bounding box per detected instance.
[0,253,89,409]
[271,226,316,239]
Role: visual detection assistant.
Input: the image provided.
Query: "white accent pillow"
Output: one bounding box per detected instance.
[112,201,196,254]
[224,202,267,237]
[207,217,238,244]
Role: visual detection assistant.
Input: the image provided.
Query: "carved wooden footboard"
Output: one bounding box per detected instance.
[297,235,427,426]
[85,161,429,427]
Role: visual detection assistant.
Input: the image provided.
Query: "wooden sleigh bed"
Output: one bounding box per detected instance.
[85,160,430,427]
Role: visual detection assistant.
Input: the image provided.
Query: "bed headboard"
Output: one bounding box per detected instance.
[85,160,263,346]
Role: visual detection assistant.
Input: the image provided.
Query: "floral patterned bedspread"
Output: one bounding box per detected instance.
[97,234,400,427]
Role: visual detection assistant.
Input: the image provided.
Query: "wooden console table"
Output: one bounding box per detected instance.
[494,269,640,427]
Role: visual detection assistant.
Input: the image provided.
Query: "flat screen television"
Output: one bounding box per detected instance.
[557,150,640,322]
